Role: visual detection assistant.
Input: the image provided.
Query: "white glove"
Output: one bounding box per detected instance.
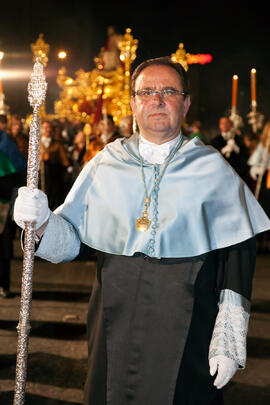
[221,139,240,157]
[13,186,50,230]
[249,165,264,180]
[209,355,238,389]
[67,166,73,173]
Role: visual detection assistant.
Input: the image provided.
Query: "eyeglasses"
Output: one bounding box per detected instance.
[133,88,187,100]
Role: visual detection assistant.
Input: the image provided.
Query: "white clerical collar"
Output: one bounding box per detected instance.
[41,136,52,148]
[139,134,181,164]
[221,131,233,141]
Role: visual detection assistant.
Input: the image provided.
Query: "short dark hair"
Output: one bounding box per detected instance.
[131,56,189,97]
[0,114,8,124]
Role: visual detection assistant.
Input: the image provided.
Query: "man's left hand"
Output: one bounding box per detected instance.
[209,355,238,389]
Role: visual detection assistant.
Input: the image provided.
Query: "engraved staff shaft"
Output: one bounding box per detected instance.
[13,59,47,405]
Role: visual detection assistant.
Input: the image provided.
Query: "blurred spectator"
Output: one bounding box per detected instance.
[0,114,8,131]
[9,115,28,159]
[243,131,260,156]
[248,121,270,252]
[69,130,86,183]
[0,149,25,297]
[82,116,121,164]
[98,114,121,145]
[40,120,70,210]
[119,115,133,138]
[0,116,27,173]
[210,116,249,182]
[82,122,103,164]
[189,120,207,143]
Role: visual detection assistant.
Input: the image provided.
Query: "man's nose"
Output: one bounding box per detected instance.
[151,92,165,105]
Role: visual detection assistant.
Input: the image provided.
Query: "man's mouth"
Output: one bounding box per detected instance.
[149,113,167,118]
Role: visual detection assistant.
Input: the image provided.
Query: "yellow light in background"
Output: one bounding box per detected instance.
[0,69,32,79]
[58,50,67,60]
[0,51,4,61]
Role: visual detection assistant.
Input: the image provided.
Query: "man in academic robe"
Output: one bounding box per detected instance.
[13,57,270,405]
[210,116,250,182]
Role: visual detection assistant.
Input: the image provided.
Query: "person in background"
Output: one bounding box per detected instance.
[248,121,270,252]
[40,120,70,211]
[243,131,260,193]
[69,129,86,183]
[210,116,250,182]
[119,115,133,138]
[9,115,28,160]
[98,114,122,145]
[189,120,206,143]
[0,149,25,297]
[0,114,8,132]
[0,115,27,173]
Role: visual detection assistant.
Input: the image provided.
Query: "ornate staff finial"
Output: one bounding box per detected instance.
[27,57,47,111]
[30,33,50,66]
[13,57,47,405]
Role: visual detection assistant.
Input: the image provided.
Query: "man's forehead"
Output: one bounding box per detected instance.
[135,65,182,88]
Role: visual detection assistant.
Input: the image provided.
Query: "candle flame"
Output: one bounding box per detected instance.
[251,68,256,74]
[233,75,238,80]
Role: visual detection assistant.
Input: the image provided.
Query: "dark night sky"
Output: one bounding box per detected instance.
[0,0,270,134]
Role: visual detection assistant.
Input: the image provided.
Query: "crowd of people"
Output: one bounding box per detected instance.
[0,112,130,297]
[0,106,269,299]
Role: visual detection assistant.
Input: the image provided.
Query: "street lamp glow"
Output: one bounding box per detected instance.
[58,50,67,60]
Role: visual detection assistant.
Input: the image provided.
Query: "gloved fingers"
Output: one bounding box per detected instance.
[213,357,238,389]
[18,186,47,201]
[14,187,50,231]
[209,357,218,376]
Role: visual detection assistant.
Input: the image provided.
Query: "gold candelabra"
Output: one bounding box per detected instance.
[119,28,138,116]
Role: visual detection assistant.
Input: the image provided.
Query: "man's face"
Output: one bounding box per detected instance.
[219,117,232,133]
[42,122,52,138]
[11,122,21,136]
[130,65,190,142]
[98,118,114,134]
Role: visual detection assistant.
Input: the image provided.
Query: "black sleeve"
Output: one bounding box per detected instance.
[216,237,256,300]
[73,242,96,261]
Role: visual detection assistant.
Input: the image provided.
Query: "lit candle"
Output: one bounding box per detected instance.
[232,75,238,108]
[251,68,256,102]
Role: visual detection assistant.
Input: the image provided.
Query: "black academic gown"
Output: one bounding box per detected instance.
[78,237,256,405]
[210,134,249,183]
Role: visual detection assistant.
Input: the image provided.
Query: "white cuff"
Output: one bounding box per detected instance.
[209,289,250,368]
[35,212,81,263]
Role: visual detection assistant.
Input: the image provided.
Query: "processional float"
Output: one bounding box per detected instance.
[13,58,47,405]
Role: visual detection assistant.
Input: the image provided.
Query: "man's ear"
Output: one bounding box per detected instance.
[130,96,135,114]
[183,95,191,118]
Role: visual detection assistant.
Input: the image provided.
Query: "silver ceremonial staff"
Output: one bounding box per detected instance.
[13,58,47,405]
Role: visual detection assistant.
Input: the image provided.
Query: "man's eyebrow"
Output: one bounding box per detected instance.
[162,86,181,90]
[138,86,180,90]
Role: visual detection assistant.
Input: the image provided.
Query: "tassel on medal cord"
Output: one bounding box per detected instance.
[255,130,270,200]
[13,58,47,405]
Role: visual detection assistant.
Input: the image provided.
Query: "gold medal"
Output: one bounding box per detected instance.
[136,136,183,233]
[136,198,151,232]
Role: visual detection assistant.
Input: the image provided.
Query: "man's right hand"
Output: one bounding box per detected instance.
[13,186,50,231]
